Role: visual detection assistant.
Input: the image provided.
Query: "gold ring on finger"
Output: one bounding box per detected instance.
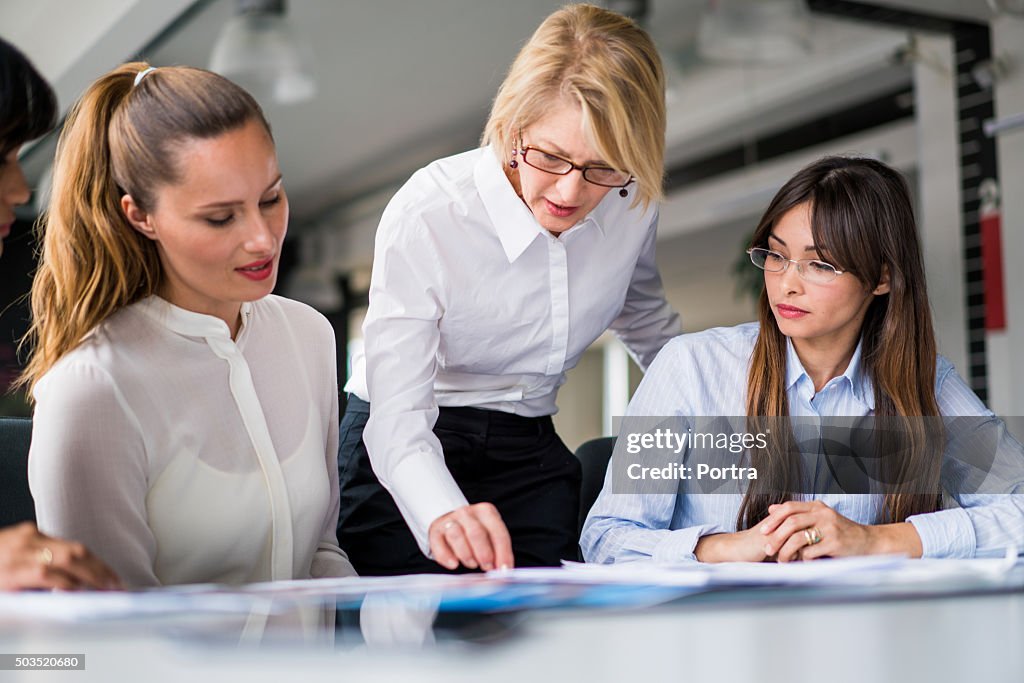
[39,547,54,566]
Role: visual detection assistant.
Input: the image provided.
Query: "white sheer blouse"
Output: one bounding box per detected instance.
[29,295,355,587]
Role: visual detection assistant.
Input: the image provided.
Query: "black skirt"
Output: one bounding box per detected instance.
[337,395,582,576]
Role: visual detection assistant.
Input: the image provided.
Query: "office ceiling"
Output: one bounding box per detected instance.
[0,0,1003,235]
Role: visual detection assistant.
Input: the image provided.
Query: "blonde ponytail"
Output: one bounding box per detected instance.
[18,62,269,395]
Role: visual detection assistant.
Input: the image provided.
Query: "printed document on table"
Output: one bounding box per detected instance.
[546,552,1023,588]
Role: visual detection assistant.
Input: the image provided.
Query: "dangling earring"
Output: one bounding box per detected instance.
[510,129,522,168]
[619,187,628,198]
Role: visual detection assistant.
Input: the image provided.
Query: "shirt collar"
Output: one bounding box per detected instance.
[784,335,873,409]
[473,145,605,263]
[135,295,251,341]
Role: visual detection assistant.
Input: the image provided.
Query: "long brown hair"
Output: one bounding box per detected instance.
[740,156,942,529]
[18,62,270,395]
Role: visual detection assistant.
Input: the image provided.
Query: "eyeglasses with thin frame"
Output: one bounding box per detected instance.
[517,146,632,188]
[746,247,846,284]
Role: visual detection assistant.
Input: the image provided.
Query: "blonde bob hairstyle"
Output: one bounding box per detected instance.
[18,62,270,395]
[481,3,666,211]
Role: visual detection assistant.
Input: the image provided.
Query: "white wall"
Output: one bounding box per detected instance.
[914,32,969,378]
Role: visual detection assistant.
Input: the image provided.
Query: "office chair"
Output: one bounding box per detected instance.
[0,417,36,527]
[575,436,615,537]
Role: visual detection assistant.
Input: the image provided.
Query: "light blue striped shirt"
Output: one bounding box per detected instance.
[581,323,1024,563]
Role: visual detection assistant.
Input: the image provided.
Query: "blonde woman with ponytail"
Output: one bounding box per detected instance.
[21,63,355,587]
[583,156,1024,564]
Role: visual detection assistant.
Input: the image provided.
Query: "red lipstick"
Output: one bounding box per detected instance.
[545,199,578,218]
[776,303,809,320]
[236,257,274,282]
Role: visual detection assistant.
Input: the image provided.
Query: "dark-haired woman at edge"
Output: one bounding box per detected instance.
[0,36,120,591]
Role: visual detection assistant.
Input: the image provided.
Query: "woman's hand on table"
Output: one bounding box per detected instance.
[759,501,923,562]
[428,503,514,571]
[0,522,122,591]
[694,526,774,563]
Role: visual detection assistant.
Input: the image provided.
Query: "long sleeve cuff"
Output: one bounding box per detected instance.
[387,452,469,557]
[907,507,977,558]
[651,524,721,564]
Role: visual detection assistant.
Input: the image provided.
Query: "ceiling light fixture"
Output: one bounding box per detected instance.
[208,0,316,105]
[696,0,811,65]
[986,0,1024,16]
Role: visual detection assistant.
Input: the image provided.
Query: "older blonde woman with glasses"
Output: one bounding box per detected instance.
[338,4,682,575]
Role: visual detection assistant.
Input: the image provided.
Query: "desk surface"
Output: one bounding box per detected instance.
[3,570,1024,683]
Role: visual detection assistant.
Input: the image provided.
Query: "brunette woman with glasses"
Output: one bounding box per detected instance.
[338,4,682,575]
[583,155,1024,564]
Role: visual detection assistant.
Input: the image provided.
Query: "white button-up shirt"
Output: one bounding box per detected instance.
[346,146,681,552]
[30,295,355,586]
